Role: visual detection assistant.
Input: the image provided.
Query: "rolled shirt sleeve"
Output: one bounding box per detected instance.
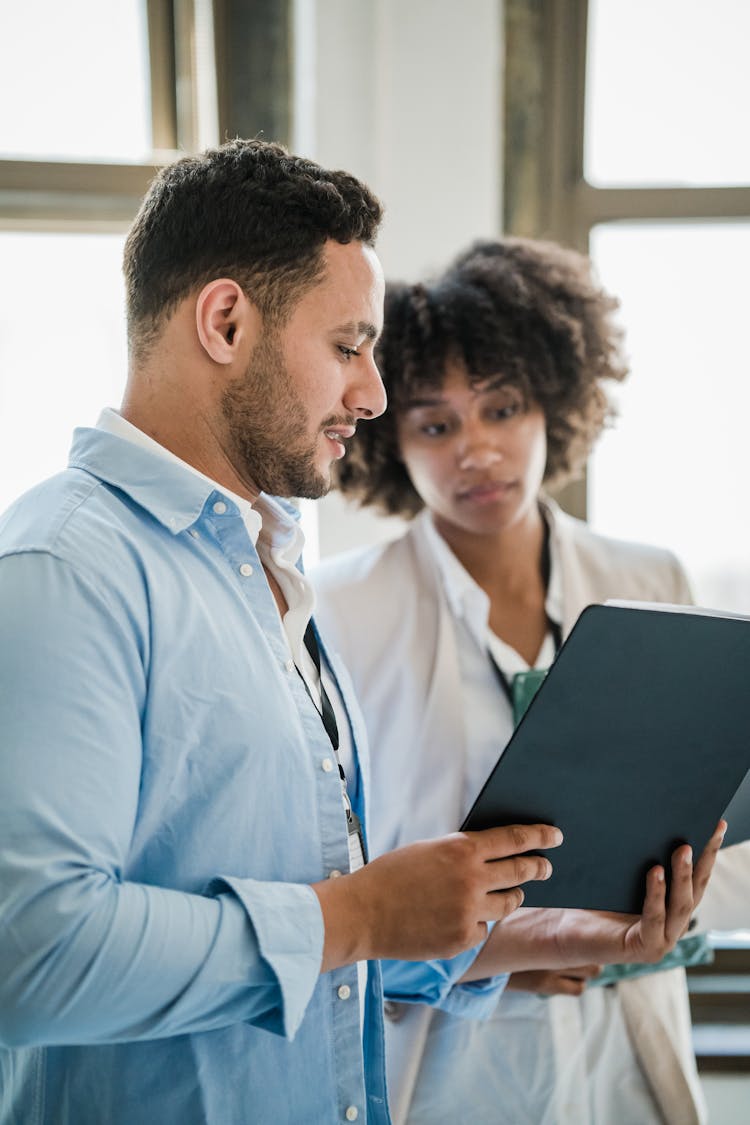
[381,931,509,1022]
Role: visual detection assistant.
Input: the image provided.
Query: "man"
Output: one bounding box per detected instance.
[0,141,720,1124]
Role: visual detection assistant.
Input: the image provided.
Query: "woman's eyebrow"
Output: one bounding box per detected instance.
[403,393,447,409]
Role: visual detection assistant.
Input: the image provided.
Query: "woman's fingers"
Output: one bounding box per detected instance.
[692,819,727,907]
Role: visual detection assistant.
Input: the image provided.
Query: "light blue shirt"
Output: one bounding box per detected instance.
[0,425,388,1124]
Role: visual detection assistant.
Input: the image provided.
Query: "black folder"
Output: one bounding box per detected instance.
[461,602,750,912]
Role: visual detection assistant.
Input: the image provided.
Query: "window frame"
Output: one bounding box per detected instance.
[503,0,750,1057]
[0,0,213,234]
[502,0,750,520]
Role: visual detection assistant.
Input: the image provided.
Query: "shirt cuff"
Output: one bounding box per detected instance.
[381,945,508,1022]
[209,876,324,1040]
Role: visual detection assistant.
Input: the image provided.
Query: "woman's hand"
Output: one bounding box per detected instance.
[461,819,726,981]
[556,818,727,966]
[506,965,601,997]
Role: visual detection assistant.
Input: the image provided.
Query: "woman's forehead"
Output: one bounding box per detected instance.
[402,364,521,408]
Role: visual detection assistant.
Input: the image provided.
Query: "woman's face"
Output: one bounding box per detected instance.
[396,360,547,539]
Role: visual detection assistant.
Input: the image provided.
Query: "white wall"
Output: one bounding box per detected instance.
[293,0,504,559]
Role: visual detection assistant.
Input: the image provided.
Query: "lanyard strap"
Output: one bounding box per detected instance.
[299,622,366,864]
[301,621,339,752]
[488,618,563,710]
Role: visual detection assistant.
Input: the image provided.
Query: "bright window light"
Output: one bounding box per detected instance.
[588,221,750,613]
[0,232,128,514]
[0,0,151,162]
[586,0,750,187]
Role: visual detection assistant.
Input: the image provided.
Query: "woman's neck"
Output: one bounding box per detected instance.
[433,504,546,595]
[433,504,551,664]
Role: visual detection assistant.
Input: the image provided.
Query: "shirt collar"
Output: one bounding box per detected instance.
[421,513,490,649]
[68,409,302,559]
[420,505,564,650]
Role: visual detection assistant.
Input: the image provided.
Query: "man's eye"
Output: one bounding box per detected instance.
[338,345,361,360]
[421,422,448,437]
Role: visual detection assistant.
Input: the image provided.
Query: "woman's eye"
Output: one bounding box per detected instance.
[490,402,521,420]
[338,345,361,360]
[421,422,449,437]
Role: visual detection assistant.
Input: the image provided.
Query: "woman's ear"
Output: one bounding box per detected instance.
[195,279,261,364]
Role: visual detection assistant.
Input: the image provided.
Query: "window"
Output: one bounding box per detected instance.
[502,0,750,613]
[503,1,750,1079]
[588,220,750,612]
[0,0,152,163]
[586,0,750,188]
[0,231,128,512]
[0,0,220,512]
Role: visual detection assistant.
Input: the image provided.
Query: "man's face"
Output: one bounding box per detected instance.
[222,240,386,499]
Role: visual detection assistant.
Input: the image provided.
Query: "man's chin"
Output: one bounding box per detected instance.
[294,475,331,501]
[280,461,332,501]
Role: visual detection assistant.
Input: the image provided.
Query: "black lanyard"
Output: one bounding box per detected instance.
[301,621,339,752]
[299,623,366,860]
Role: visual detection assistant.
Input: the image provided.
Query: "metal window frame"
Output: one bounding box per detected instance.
[0,0,293,233]
[503,0,750,518]
[504,0,750,1050]
[0,0,203,232]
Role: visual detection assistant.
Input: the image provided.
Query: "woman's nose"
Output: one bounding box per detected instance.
[456,424,504,470]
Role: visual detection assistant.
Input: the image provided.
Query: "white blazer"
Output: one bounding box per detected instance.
[313,502,750,1125]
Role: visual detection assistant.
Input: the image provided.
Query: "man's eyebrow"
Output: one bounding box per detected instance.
[335,320,379,341]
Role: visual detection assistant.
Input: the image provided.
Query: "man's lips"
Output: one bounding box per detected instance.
[323,425,356,458]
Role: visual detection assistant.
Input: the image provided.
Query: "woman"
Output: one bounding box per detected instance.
[313,238,749,1125]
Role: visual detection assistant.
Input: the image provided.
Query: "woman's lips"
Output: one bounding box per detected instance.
[457,480,517,503]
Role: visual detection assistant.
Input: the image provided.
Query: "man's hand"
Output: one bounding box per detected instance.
[506,965,601,997]
[311,824,563,972]
[461,819,727,981]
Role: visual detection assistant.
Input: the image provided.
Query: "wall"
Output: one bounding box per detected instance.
[293,0,503,559]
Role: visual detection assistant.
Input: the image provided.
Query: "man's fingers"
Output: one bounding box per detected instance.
[483,853,553,892]
[482,886,526,923]
[468,823,563,860]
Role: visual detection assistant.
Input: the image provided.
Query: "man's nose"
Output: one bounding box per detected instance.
[344,352,387,420]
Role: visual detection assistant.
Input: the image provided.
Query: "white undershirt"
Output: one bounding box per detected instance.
[422,513,563,817]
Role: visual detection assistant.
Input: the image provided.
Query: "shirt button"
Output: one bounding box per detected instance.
[345,1108,358,1122]
[328,869,343,879]
[189,529,200,539]
[239,563,253,577]
[321,758,334,773]
[213,500,227,514]
[337,984,351,1001]
[284,659,295,673]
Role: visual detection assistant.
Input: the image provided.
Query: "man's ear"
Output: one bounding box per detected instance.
[195,279,261,364]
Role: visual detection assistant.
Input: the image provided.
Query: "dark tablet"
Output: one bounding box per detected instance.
[461,603,750,912]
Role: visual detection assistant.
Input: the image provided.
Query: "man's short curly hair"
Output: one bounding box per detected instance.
[123,138,383,362]
[335,237,629,518]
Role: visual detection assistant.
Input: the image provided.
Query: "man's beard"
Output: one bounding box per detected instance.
[220,330,330,499]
